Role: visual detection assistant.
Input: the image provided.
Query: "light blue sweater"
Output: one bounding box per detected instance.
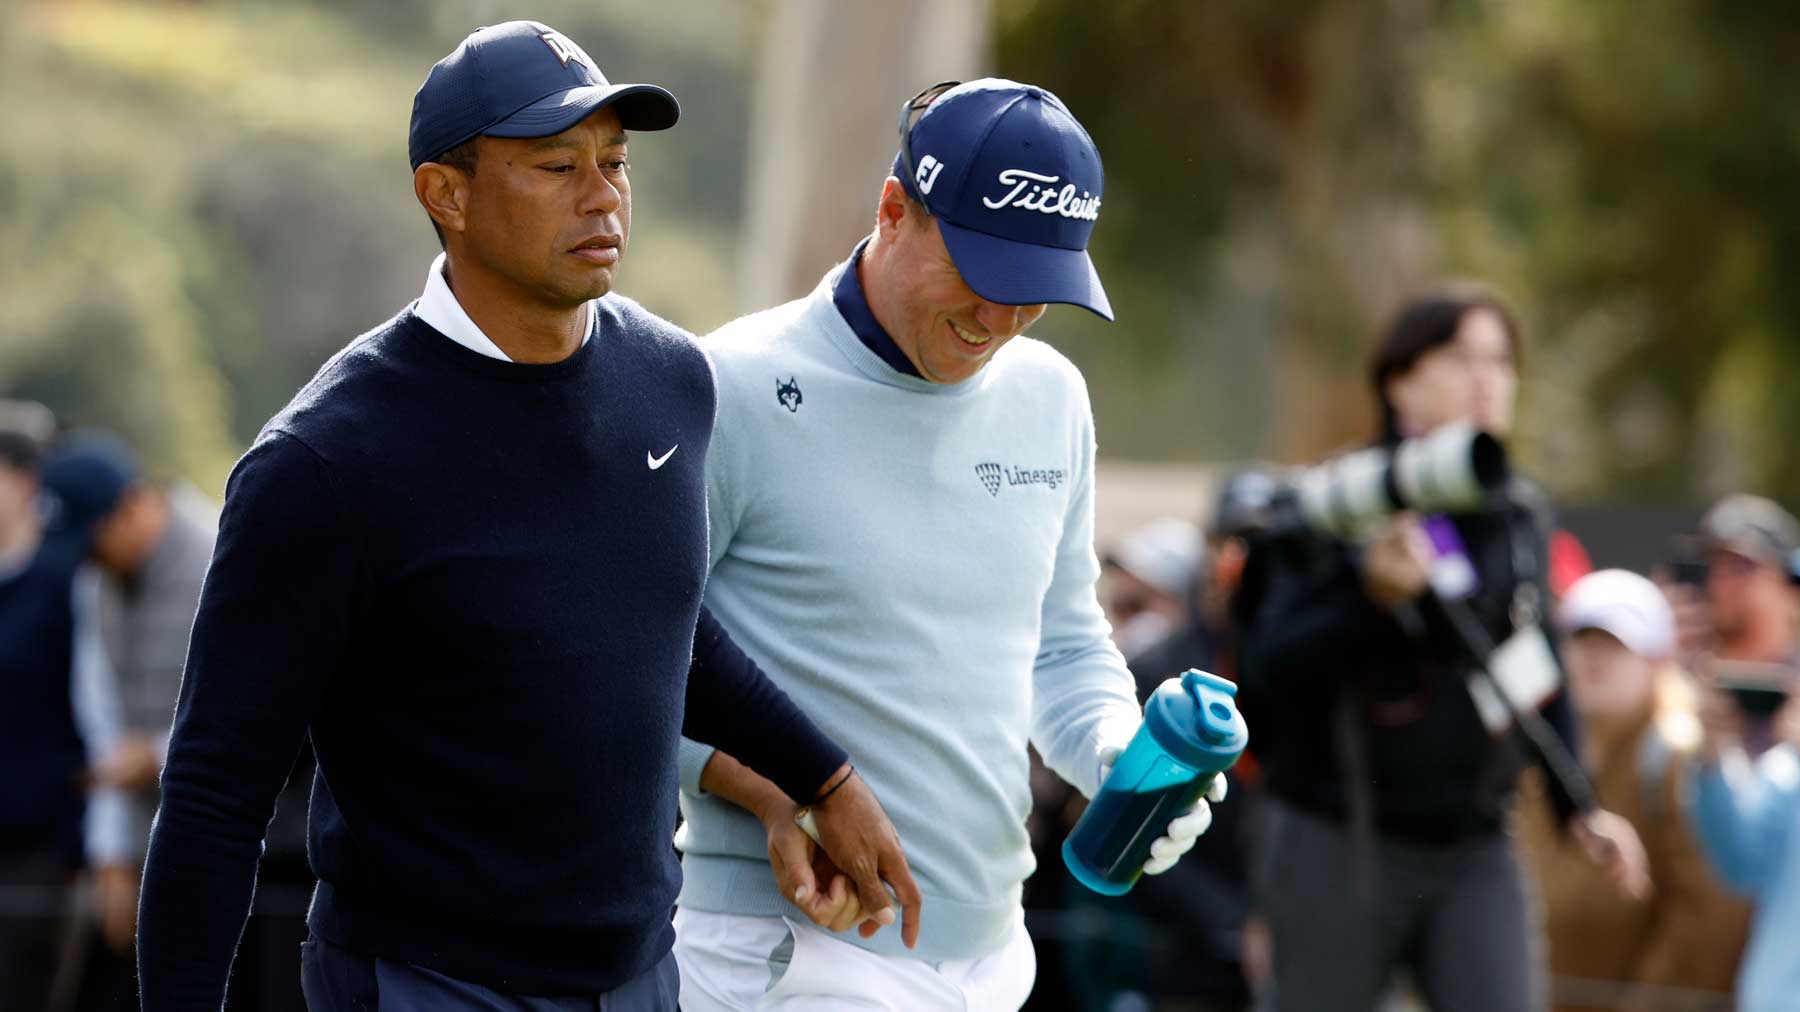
[1687,745,1800,1011]
[676,265,1143,962]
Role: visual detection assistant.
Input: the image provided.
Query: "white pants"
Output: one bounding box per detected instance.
[672,907,1036,1011]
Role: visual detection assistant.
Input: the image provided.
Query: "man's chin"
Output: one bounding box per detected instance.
[549,272,615,306]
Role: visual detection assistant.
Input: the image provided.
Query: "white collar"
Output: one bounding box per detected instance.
[414,252,590,361]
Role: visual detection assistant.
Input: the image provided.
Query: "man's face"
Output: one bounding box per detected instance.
[455,108,632,308]
[1706,546,1790,640]
[883,208,1047,384]
[1386,307,1517,437]
[1563,628,1656,720]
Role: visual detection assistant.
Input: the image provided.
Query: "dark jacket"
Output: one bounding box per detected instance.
[1235,479,1581,844]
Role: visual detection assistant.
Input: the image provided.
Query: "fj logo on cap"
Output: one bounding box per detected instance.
[982,169,1101,221]
[539,31,587,68]
[915,155,945,196]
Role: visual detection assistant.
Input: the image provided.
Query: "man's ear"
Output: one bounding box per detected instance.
[874,177,913,238]
[415,162,471,239]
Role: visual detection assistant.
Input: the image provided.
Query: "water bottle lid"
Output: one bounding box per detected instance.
[1143,669,1249,771]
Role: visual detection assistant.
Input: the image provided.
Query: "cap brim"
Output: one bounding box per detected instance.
[485,83,680,139]
[1690,532,1783,570]
[936,218,1113,321]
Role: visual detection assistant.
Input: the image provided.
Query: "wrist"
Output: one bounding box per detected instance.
[755,794,799,832]
[810,762,855,809]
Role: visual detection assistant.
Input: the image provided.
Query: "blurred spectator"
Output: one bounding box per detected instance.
[1661,495,1800,765]
[1129,470,1276,692]
[1686,662,1800,1011]
[1104,519,1203,658]
[1115,471,1278,1012]
[1234,287,1648,1012]
[1520,569,1749,1012]
[0,403,125,1010]
[1026,472,1274,1012]
[1669,495,1799,666]
[39,437,234,1008]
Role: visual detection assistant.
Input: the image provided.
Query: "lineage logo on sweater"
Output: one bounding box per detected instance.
[975,461,1066,497]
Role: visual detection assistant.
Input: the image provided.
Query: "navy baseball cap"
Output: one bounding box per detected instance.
[894,79,1112,320]
[40,435,138,551]
[409,21,680,171]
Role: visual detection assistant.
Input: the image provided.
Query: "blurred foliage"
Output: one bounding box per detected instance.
[2,0,1796,506]
[995,0,1800,504]
[0,0,760,493]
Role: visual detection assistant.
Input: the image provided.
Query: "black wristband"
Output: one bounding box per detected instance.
[812,764,855,805]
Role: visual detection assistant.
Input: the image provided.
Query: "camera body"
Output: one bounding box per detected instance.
[1714,660,1795,718]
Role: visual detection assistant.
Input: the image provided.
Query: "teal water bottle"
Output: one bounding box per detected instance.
[1062,670,1248,896]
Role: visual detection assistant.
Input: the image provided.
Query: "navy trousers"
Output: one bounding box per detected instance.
[300,935,679,1012]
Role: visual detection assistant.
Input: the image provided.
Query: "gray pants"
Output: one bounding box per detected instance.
[1258,801,1544,1012]
[0,849,73,1012]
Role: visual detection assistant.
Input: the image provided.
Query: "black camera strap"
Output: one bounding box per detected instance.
[1438,505,1599,814]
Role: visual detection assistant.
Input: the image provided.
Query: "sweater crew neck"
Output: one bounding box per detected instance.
[400,307,601,383]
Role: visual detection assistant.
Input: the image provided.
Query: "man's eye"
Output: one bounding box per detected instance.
[545,164,575,174]
[605,159,630,173]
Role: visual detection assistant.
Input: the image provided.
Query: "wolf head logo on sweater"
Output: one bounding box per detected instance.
[776,377,802,413]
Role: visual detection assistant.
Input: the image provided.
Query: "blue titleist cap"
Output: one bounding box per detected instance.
[895,79,1112,320]
[409,21,680,171]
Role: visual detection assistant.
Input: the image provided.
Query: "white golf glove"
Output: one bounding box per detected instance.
[1096,744,1228,876]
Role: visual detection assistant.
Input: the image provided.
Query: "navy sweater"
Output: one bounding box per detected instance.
[138,302,847,1006]
[0,542,85,862]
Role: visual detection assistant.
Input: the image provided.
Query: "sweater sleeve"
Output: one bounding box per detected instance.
[69,568,135,868]
[1684,747,1800,896]
[1028,390,1143,800]
[138,432,360,1011]
[680,605,847,803]
[677,349,741,795]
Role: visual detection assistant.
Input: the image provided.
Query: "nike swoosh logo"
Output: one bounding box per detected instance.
[647,445,679,470]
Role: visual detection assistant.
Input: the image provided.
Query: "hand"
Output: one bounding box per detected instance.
[805,765,924,948]
[1570,808,1651,901]
[93,734,161,791]
[92,863,139,954]
[1096,745,1227,875]
[760,801,869,934]
[1360,514,1433,610]
[1240,912,1274,989]
[1696,682,1745,764]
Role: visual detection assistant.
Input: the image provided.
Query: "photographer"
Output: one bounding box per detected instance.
[1236,288,1646,1012]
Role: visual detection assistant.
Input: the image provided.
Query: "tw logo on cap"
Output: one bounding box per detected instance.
[539,31,588,68]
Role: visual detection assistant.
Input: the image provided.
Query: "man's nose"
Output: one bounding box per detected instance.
[579,167,623,216]
[974,300,1029,337]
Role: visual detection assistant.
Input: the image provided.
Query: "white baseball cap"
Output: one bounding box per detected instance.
[1104,519,1202,599]
[1556,568,1675,660]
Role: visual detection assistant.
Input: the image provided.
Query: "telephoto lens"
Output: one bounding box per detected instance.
[1290,421,1508,538]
